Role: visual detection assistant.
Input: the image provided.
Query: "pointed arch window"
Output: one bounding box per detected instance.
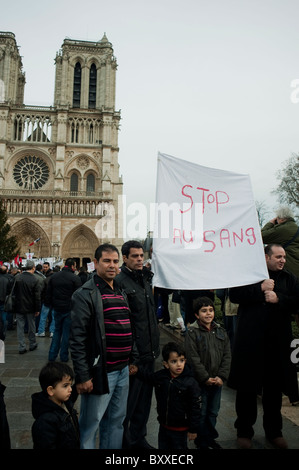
[71,121,79,143]
[88,123,94,144]
[88,63,97,109]
[86,173,95,193]
[70,173,78,193]
[73,62,81,108]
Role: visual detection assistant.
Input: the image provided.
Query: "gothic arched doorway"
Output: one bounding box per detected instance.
[10,218,51,259]
[61,224,98,269]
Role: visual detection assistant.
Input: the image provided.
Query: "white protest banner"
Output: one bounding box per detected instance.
[151,152,268,290]
[87,261,95,272]
[54,260,64,267]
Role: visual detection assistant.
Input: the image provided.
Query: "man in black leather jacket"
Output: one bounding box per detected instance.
[70,243,133,449]
[116,240,160,449]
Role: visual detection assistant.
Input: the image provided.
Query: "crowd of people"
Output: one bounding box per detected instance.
[0,206,299,450]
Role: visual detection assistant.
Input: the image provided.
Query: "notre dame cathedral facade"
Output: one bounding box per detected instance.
[0,31,123,268]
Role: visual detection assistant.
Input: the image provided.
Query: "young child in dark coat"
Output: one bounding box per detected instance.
[130,342,202,449]
[31,361,80,449]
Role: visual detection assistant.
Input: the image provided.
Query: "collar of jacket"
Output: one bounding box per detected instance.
[190,320,220,330]
[121,264,153,281]
[35,271,45,278]
[79,275,117,294]
[80,277,97,290]
[94,273,119,291]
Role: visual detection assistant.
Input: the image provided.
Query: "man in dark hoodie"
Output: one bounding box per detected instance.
[31,361,79,449]
[45,258,81,362]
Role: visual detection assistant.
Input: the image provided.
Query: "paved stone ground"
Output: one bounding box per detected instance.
[0,323,298,451]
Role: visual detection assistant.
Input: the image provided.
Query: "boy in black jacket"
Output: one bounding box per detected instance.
[31,362,80,449]
[130,342,201,449]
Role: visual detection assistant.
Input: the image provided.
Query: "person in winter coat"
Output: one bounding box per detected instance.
[185,296,231,450]
[14,260,41,354]
[45,258,81,362]
[261,206,299,278]
[31,361,80,449]
[130,341,201,449]
[228,244,299,449]
[0,264,13,341]
[116,240,160,449]
[261,206,299,328]
[35,263,54,337]
[78,266,90,284]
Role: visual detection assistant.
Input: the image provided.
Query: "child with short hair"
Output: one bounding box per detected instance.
[185,296,231,449]
[130,341,201,449]
[31,361,80,449]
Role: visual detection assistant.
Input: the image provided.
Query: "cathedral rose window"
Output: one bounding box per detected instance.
[13,155,49,189]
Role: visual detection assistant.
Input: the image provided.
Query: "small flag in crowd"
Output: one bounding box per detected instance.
[14,254,22,266]
[29,237,41,247]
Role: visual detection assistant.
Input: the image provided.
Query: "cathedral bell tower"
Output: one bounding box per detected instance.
[0,32,25,105]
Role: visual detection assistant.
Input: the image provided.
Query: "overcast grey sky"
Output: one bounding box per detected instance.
[4,0,299,230]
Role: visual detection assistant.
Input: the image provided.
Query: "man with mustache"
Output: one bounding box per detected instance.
[70,243,133,449]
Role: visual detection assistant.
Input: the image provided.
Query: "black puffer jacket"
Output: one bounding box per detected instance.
[31,391,80,449]
[137,364,201,432]
[45,267,82,312]
[116,265,160,363]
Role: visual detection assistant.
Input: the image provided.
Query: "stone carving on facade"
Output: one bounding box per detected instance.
[77,155,89,169]
[65,151,74,159]
[92,151,101,159]
[55,169,64,179]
